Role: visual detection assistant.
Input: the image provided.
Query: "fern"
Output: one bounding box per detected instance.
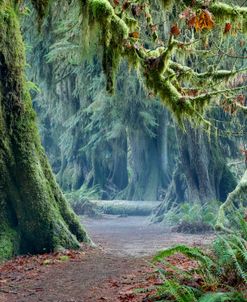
[152,214,247,301]
[198,292,247,302]
[154,245,214,268]
[157,279,198,302]
[215,235,247,283]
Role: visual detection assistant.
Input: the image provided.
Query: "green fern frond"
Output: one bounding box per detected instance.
[154,245,214,268]
[198,292,247,302]
[214,235,247,284]
[157,279,198,302]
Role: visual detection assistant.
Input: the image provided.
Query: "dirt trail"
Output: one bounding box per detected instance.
[83,216,213,257]
[0,216,214,302]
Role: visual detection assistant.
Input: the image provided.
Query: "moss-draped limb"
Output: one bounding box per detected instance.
[180,0,247,32]
[0,1,90,261]
[76,0,247,122]
[216,170,247,232]
[169,62,247,83]
[210,2,247,24]
[181,0,247,17]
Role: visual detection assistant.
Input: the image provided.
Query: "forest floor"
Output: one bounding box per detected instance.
[0,216,214,302]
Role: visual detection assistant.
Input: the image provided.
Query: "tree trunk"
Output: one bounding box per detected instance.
[118,127,160,201]
[154,122,237,221]
[0,2,89,261]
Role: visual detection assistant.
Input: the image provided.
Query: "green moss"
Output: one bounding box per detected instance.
[0,225,19,262]
[111,15,129,42]
[123,16,138,32]
[211,2,247,19]
[159,0,175,10]
[0,0,90,259]
[88,0,114,20]
[85,0,129,93]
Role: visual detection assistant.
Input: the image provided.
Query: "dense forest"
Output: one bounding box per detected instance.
[26,0,245,205]
[0,0,247,301]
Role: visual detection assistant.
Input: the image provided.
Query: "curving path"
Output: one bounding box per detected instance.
[0,215,214,302]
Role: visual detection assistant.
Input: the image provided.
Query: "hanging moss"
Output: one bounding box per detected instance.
[31,0,50,24]
[85,0,128,93]
[111,15,129,42]
[88,0,114,20]
[158,0,175,10]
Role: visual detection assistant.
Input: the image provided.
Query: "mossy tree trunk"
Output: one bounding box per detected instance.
[118,127,160,201]
[0,2,89,262]
[154,122,237,221]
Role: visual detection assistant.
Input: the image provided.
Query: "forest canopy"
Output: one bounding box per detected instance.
[29,0,247,125]
[26,0,247,225]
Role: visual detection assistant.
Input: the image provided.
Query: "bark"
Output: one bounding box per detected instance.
[0,3,89,261]
[154,122,237,221]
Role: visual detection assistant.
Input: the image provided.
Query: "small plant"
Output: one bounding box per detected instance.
[59,255,70,262]
[66,185,103,216]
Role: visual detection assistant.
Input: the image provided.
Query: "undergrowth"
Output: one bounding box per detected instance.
[151,209,247,301]
[162,201,220,233]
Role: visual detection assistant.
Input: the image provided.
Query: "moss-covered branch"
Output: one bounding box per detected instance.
[216,170,247,231]
[76,0,247,123]
[170,62,247,83]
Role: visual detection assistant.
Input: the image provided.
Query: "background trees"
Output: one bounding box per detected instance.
[25,0,246,210]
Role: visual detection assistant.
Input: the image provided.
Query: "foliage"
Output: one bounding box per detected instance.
[66,185,102,216]
[72,0,247,127]
[160,201,220,230]
[152,211,247,301]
